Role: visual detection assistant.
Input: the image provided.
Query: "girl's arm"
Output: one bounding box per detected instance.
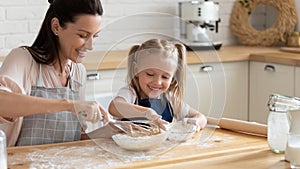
[108,97,168,129]
[109,97,151,118]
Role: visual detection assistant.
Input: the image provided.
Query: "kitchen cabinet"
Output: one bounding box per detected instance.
[249,61,294,124]
[186,61,248,120]
[295,67,300,97]
[85,68,127,100]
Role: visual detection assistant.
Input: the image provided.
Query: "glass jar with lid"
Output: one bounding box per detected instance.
[267,94,300,153]
[267,110,290,153]
[0,129,7,169]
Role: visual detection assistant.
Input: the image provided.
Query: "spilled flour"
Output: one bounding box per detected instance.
[8,134,235,169]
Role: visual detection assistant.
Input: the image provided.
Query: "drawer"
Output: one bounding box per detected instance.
[85,68,127,96]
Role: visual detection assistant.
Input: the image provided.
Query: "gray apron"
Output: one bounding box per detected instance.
[16,65,82,146]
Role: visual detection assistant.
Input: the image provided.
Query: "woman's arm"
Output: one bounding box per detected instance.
[0,91,73,118]
[81,123,120,139]
[0,91,109,123]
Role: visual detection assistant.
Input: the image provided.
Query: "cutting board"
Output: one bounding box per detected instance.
[280,47,300,54]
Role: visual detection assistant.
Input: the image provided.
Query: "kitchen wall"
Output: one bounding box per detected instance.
[0,0,277,56]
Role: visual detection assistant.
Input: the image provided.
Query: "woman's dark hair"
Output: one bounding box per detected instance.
[24,0,103,65]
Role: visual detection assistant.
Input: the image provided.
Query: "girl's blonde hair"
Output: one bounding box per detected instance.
[127,39,186,119]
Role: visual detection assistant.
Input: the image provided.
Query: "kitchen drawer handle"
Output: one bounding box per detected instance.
[200,65,213,72]
[87,72,100,80]
[264,65,275,72]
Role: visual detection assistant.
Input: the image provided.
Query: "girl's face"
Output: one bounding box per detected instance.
[135,53,178,99]
[137,68,174,99]
[56,14,101,63]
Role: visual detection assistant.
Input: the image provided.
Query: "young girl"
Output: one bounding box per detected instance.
[108,39,207,130]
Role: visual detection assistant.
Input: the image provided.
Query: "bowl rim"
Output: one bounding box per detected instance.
[112,130,168,151]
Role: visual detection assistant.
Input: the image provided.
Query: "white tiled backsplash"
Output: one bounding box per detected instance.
[0,0,276,56]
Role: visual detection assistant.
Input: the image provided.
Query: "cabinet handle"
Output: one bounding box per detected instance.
[200,65,213,72]
[87,72,100,80]
[264,65,275,72]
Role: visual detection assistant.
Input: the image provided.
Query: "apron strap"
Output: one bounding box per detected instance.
[37,64,44,87]
[66,64,83,91]
[66,65,75,91]
[37,63,80,91]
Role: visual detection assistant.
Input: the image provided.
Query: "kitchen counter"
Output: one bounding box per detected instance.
[0,45,298,70]
[79,45,300,70]
[82,45,283,70]
[250,52,300,66]
[7,127,288,169]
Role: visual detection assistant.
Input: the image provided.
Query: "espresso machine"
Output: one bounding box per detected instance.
[179,0,222,50]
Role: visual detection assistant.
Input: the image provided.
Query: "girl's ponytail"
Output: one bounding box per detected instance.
[172,43,186,119]
[127,45,141,93]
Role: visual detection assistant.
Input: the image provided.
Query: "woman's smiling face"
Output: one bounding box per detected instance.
[57,14,101,63]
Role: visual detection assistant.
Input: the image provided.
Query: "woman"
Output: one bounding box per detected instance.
[0,0,120,146]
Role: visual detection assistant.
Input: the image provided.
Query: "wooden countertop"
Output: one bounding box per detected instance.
[82,45,300,70]
[82,45,281,70]
[249,52,300,66]
[0,45,299,70]
[7,127,289,169]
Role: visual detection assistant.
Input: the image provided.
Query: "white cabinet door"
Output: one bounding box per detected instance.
[223,62,248,120]
[85,68,127,96]
[295,67,300,97]
[249,61,294,124]
[186,61,248,120]
[85,68,126,108]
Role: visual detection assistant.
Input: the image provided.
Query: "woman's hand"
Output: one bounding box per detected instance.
[145,108,169,130]
[72,100,110,123]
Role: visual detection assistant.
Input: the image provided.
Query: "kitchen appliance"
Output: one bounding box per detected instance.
[178,0,222,50]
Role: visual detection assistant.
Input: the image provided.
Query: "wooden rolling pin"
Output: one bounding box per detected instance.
[207,117,267,137]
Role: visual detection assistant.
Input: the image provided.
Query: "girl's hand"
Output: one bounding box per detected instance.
[73,100,110,123]
[145,109,169,130]
[183,115,207,131]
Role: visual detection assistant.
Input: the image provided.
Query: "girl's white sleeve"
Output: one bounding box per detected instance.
[182,102,190,118]
[115,86,137,104]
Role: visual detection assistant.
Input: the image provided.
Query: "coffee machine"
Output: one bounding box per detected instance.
[179,0,222,50]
